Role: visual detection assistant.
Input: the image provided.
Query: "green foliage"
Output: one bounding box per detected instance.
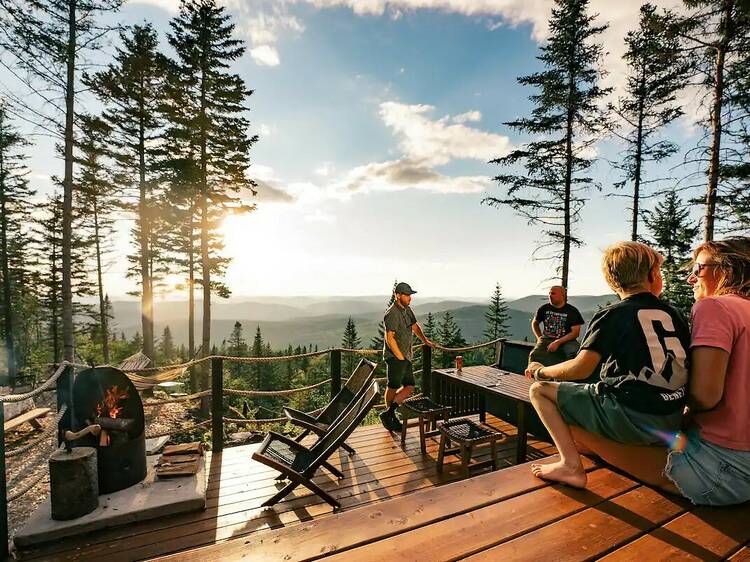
[341,316,361,374]
[436,311,467,368]
[644,190,698,320]
[484,282,511,341]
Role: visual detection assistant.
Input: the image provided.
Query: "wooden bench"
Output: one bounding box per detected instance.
[154,455,750,561]
[3,407,50,432]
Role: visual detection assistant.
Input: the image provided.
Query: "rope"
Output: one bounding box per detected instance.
[7,469,49,503]
[223,407,325,426]
[142,390,211,407]
[430,337,504,353]
[0,363,68,403]
[224,378,331,398]
[144,419,211,439]
[5,405,68,459]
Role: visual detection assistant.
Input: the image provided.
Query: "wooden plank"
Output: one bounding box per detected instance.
[729,546,750,561]
[463,486,689,562]
[18,417,553,561]
[4,407,50,432]
[27,439,556,561]
[149,457,601,562]
[318,469,636,562]
[601,503,750,561]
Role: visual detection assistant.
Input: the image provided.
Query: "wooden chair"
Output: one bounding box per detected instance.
[437,418,508,478]
[284,358,376,455]
[253,380,380,509]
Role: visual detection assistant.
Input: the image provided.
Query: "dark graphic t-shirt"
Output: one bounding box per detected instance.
[534,303,584,340]
[581,292,690,415]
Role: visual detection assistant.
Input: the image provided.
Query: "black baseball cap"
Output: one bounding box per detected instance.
[394,282,417,295]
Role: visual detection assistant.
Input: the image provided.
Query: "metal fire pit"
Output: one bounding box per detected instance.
[71,367,147,494]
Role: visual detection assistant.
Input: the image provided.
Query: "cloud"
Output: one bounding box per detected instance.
[379,102,511,166]
[249,164,297,203]
[250,45,280,66]
[334,158,491,195]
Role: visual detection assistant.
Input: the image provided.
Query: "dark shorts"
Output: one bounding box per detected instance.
[386,358,415,389]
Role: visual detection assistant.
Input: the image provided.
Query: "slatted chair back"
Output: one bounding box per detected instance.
[318,358,376,424]
[307,380,379,474]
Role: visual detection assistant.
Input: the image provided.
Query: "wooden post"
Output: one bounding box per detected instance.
[1,401,8,560]
[422,344,432,399]
[211,358,223,453]
[330,350,341,399]
[56,364,74,446]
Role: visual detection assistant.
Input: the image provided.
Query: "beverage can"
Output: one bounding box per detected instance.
[456,355,463,372]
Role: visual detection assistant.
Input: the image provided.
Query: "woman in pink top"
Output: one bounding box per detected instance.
[561,237,750,506]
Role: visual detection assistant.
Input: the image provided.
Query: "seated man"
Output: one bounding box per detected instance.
[529,286,584,366]
[524,241,690,488]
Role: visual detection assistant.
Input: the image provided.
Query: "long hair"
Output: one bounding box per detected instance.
[693,237,750,297]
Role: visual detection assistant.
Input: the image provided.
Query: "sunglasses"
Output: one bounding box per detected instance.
[690,262,719,277]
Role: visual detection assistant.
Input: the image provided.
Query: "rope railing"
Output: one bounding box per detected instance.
[144,419,211,439]
[7,470,49,503]
[223,406,325,426]
[142,390,212,408]
[224,378,331,398]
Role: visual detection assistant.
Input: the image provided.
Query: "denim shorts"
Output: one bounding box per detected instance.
[665,428,750,506]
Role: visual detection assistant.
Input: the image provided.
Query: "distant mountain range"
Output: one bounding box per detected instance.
[109,294,616,350]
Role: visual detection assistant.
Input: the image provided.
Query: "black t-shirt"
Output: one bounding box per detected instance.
[534,303,584,339]
[581,292,690,415]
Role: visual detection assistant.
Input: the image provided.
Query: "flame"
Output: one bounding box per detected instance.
[96,385,129,419]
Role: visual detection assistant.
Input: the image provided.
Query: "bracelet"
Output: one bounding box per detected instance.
[534,367,544,381]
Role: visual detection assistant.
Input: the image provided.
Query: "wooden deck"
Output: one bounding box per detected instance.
[16,414,554,561]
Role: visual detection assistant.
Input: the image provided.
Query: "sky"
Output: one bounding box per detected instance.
[12,0,706,300]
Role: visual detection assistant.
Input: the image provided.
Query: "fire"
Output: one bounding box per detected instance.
[96,385,129,419]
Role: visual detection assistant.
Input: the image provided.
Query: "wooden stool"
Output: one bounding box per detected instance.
[399,396,451,454]
[437,418,507,478]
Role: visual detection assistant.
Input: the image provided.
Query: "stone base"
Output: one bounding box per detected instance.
[14,454,206,548]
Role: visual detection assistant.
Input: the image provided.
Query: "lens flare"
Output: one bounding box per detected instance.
[639,425,688,452]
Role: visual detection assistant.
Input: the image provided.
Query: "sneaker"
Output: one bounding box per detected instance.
[379,411,398,432]
[389,412,403,432]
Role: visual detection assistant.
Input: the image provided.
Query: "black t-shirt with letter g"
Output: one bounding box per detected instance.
[581,292,690,415]
[534,303,584,340]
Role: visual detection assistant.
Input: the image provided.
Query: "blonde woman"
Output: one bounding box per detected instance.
[524,241,690,488]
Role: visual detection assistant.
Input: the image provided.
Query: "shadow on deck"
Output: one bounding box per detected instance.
[15,414,554,561]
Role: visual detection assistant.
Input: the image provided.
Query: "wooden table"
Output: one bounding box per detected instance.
[433,365,539,464]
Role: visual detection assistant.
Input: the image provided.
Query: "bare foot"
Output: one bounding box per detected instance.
[530,461,587,488]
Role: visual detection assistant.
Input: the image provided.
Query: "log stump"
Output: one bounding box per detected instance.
[50,447,98,520]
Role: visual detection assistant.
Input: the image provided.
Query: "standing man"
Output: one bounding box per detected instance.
[380,282,434,432]
[529,286,584,366]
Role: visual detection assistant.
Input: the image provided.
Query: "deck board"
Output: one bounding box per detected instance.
[17,414,551,561]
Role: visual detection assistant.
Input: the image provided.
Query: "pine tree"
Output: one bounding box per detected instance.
[0,0,122,365]
[157,325,175,363]
[76,114,117,364]
[251,325,263,388]
[609,4,689,241]
[436,311,467,368]
[341,316,361,374]
[86,23,170,366]
[676,1,750,240]
[643,190,698,319]
[0,105,35,383]
[226,321,248,378]
[484,282,511,341]
[165,0,258,397]
[423,312,437,341]
[484,0,610,288]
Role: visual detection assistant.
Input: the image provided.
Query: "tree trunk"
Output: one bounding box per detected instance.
[0,143,15,384]
[199,33,210,414]
[704,0,734,242]
[632,69,647,242]
[188,214,196,393]
[92,200,109,364]
[562,78,575,289]
[51,237,60,363]
[138,110,154,365]
[61,0,77,365]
